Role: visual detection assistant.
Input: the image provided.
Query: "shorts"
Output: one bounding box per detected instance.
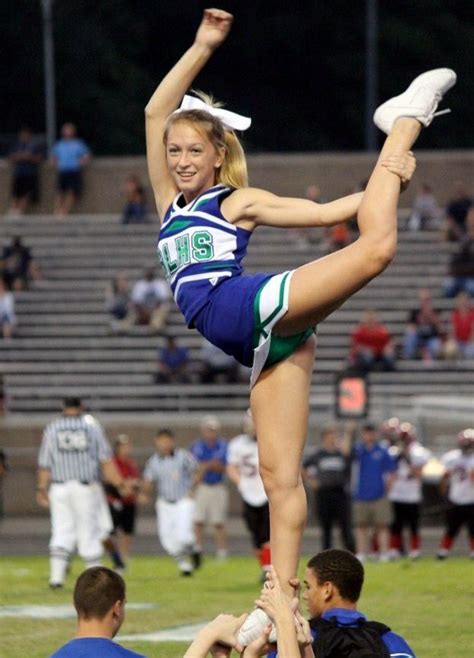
[353,497,392,527]
[12,174,39,202]
[110,502,136,535]
[193,483,228,525]
[58,170,83,195]
[194,270,314,387]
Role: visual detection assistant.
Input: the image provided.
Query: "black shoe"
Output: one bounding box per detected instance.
[49,582,63,589]
[191,551,202,570]
[180,569,193,577]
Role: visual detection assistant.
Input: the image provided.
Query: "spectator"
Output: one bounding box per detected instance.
[444,292,474,359]
[0,278,16,340]
[105,435,140,563]
[351,422,396,562]
[349,309,396,372]
[105,272,132,330]
[443,207,474,298]
[199,338,239,383]
[155,334,190,383]
[7,127,43,216]
[1,236,40,291]
[407,182,440,230]
[443,180,472,242]
[51,122,91,217]
[402,288,445,361]
[49,567,145,658]
[265,550,416,658]
[130,268,170,333]
[191,415,229,563]
[303,425,355,553]
[121,175,148,224]
[388,422,431,559]
[140,428,198,576]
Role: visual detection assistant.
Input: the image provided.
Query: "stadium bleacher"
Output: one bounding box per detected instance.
[1,213,472,417]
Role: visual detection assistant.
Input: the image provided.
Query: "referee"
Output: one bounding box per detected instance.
[141,428,198,576]
[36,398,126,588]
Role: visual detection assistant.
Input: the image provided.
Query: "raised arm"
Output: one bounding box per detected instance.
[145,8,233,219]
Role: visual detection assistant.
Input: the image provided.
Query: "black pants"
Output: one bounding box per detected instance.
[391,501,420,538]
[243,501,270,549]
[316,488,355,553]
[445,503,474,539]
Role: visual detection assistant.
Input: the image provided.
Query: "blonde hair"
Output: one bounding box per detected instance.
[163,91,248,189]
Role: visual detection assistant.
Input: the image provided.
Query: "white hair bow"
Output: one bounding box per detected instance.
[175,94,251,131]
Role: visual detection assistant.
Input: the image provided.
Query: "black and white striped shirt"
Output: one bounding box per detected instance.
[143,449,197,502]
[38,414,112,483]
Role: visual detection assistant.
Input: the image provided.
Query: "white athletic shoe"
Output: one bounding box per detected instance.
[373,68,457,135]
[238,608,277,646]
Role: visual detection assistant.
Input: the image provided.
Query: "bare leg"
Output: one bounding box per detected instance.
[356,525,368,558]
[214,524,227,556]
[275,118,422,335]
[119,533,132,561]
[250,336,316,596]
[194,522,204,552]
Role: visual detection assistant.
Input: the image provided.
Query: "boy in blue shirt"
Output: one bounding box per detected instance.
[50,567,144,658]
[261,550,415,658]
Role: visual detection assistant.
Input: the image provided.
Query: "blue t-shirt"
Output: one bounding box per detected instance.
[52,138,90,172]
[191,438,227,485]
[50,637,145,658]
[268,608,415,658]
[352,441,395,501]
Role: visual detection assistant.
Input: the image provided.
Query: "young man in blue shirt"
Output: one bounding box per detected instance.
[263,549,415,658]
[191,415,229,563]
[50,567,145,658]
[352,423,396,561]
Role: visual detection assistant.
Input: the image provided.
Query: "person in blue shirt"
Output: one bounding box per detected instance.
[352,423,396,562]
[49,566,145,658]
[191,414,229,563]
[51,122,91,217]
[260,550,415,658]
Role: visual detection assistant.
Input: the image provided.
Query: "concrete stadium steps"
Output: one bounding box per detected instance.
[1,213,472,416]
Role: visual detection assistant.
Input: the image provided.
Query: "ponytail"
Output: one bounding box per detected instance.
[218,130,248,189]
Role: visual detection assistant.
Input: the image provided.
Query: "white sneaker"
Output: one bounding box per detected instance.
[238,608,277,646]
[374,68,457,134]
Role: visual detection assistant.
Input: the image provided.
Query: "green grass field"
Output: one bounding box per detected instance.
[0,555,472,657]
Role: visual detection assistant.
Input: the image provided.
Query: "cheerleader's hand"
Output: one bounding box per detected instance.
[195,8,233,51]
[380,151,416,191]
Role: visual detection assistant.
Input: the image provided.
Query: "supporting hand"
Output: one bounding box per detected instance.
[381,151,416,190]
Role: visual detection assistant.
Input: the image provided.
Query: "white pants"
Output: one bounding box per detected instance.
[156,497,195,559]
[91,482,114,541]
[49,481,103,561]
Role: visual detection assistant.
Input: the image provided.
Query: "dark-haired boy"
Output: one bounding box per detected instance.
[267,549,415,658]
[50,567,144,657]
[302,549,415,657]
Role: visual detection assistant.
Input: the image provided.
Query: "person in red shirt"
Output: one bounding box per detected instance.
[349,310,396,372]
[449,292,474,358]
[105,435,140,563]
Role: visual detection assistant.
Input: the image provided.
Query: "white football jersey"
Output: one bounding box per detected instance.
[442,449,474,505]
[227,433,267,507]
[389,443,431,503]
